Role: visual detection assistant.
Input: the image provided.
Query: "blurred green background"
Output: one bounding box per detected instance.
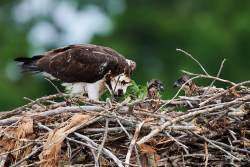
[1,0,250,111]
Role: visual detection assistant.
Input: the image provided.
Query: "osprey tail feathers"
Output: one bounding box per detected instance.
[14,55,43,72]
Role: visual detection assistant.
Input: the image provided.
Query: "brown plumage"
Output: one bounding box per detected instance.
[174,75,224,96]
[135,79,164,112]
[173,75,198,96]
[147,79,164,99]
[15,44,134,83]
[15,44,136,100]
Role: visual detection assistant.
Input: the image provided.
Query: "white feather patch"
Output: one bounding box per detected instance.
[62,82,87,97]
[62,79,106,100]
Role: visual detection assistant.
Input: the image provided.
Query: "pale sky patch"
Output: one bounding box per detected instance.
[12,0,113,49]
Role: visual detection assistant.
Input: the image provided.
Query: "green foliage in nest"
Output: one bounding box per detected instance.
[100,80,147,101]
[125,80,147,99]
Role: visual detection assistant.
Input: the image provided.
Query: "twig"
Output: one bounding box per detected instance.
[21,160,46,167]
[0,94,65,118]
[134,145,142,167]
[182,70,236,86]
[176,48,209,76]
[156,75,202,112]
[74,133,124,167]
[0,105,104,126]
[0,143,33,156]
[84,127,133,133]
[116,118,132,139]
[125,121,144,167]
[137,104,227,145]
[200,80,250,106]
[38,123,124,167]
[91,147,99,167]
[213,140,250,154]
[10,146,43,167]
[165,131,189,154]
[45,78,63,95]
[0,154,8,167]
[96,119,109,161]
[202,59,226,96]
[204,142,208,167]
[192,132,240,161]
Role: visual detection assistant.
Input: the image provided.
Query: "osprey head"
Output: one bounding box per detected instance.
[102,57,136,99]
[147,79,165,92]
[147,79,164,99]
[109,73,132,97]
[105,59,136,98]
[173,75,192,88]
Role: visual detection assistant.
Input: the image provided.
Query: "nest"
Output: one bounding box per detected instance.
[0,80,249,167]
[0,50,250,167]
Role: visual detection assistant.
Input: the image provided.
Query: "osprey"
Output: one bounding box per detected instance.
[147,79,164,99]
[174,75,224,96]
[134,79,164,112]
[15,44,136,100]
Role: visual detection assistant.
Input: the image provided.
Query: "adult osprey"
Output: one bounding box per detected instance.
[15,44,136,100]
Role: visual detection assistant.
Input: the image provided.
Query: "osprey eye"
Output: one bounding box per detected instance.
[121,80,127,85]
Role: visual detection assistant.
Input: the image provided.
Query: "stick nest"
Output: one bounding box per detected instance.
[0,81,250,167]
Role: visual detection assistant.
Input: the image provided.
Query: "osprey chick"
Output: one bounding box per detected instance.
[15,44,136,100]
[173,75,196,96]
[174,75,223,96]
[147,79,164,99]
[134,79,164,112]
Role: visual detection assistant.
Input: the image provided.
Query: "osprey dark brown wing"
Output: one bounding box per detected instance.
[15,44,130,83]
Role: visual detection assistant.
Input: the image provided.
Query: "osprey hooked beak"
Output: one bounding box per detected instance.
[104,59,135,99]
[113,74,132,97]
[105,73,132,99]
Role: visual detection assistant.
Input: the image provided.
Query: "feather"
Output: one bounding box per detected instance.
[14,55,43,72]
